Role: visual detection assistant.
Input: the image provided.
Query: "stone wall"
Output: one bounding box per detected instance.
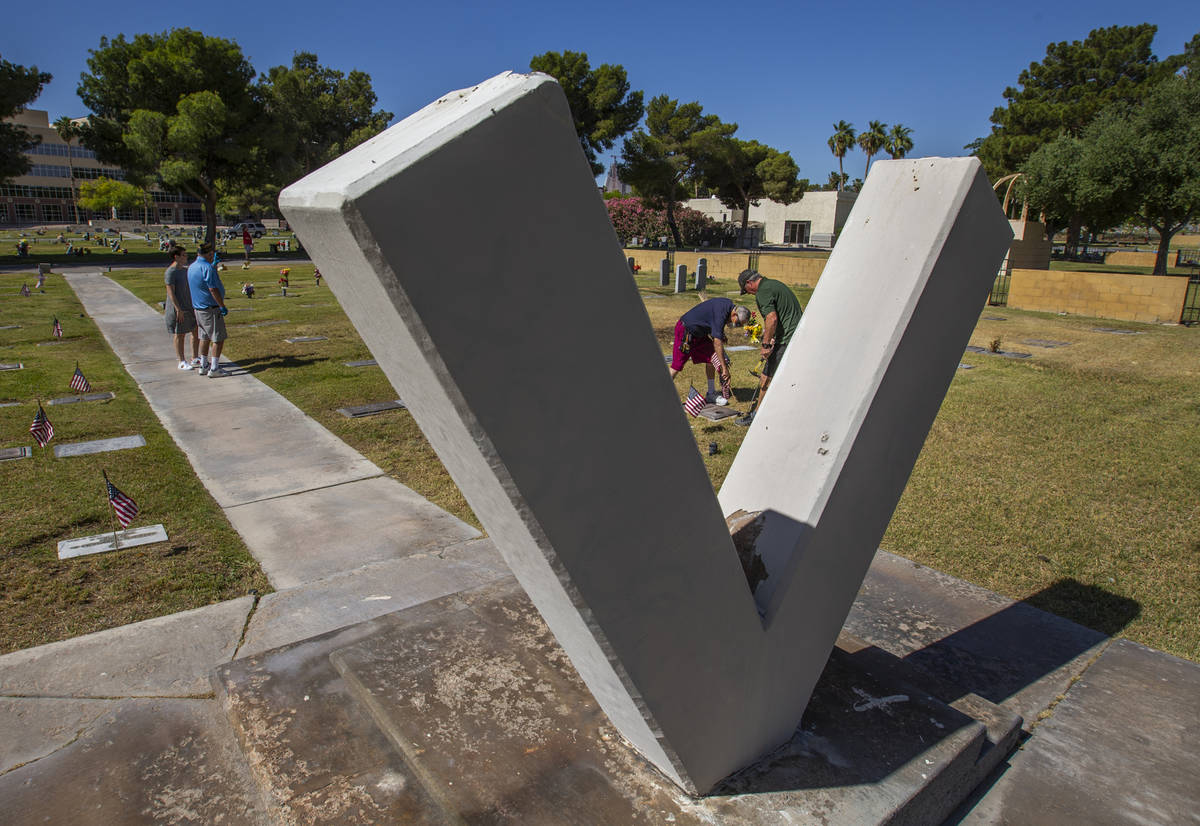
[1104,250,1158,268]
[1008,268,1188,324]
[624,249,829,288]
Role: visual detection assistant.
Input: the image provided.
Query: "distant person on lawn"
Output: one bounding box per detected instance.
[669,297,750,405]
[242,226,253,263]
[187,243,230,377]
[735,269,804,425]
[164,245,199,370]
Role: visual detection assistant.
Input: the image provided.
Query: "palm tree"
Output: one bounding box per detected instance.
[52,116,82,225]
[857,120,887,180]
[827,121,856,192]
[885,124,914,160]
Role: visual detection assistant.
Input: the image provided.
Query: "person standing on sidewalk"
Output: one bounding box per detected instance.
[187,243,230,377]
[736,269,804,426]
[165,245,200,370]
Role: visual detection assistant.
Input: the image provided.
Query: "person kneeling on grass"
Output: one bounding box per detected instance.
[668,297,749,406]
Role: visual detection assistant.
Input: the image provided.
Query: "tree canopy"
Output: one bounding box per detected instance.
[617,96,734,247]
[885,124,914,160]
[698,137,807,240]
[856,120,887,180]
[975,24,1179,180]
[1077,74,1200,274]
[529,50,643,176]
[78,29,263,242]
[827,121,856,192]
[77,176,144,215]
[0,57,52,183]
[258,51,393,182]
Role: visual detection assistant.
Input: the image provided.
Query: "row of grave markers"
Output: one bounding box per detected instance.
[629,256,712,293]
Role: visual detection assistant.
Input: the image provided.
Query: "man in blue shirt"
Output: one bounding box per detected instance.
[669,297,750,404]
[187,243,230,377]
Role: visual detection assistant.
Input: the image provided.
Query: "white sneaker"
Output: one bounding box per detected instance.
[178,360,192,370]
[191,357,202,367]
[715,395,728,406]
[206,366,226,378]
[704,391,729,406]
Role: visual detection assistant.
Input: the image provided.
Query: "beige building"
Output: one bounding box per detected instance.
[684,189,857,248]
[1,109,203,226]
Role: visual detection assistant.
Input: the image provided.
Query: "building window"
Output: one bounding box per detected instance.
[15,203,36,221]
[158,207,175,221]
[0,204,8,223]
[182,208,204,223]
[115,208,139,221]
[783,221,811,245]
[41,204,63,222]
[29,164,71,178]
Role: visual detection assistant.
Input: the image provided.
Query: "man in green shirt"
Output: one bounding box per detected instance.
[736,269,804,425]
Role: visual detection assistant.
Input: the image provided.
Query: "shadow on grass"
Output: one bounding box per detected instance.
[226,354,322,374]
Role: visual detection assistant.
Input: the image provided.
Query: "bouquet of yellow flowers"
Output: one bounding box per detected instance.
[278,267,291,286]
[745,311,763,343]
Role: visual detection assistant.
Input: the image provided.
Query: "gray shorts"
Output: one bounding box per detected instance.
[195,307,228,342]
[166,308,196,335]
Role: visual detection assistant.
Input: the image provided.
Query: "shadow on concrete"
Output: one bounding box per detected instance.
[903,579,1140,708]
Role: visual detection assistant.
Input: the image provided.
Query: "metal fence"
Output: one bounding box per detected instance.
[988,262,1012,306]
[1182,276,1200,325]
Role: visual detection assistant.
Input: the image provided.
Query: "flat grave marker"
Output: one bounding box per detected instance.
[57,524,169,559]
[337,399,406,418]
[53,434,146,458]
[36,341,64,346]
[49,392,115,405]
[0,325,21,330]
[0,363,23,370]
[957,362,975,370]
[0,401,21,408]
[697,406,739,421]
[0,446,32,461]
[1023,339,1071,349]
[964,345,1032,359]
[983,315,1007,321]
[344,359,378,367]
[1092,327,1144,335]
[285,336,327,343]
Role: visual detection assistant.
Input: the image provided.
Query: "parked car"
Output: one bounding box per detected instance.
[230,222,267,238]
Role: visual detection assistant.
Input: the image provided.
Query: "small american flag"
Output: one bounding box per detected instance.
[710,352,732,398]
[70,363,91,393]
[19,283,30,297]
[105,475,139,528]
[683,385,706,417]
[30,403,53,447]
[52,317,63,339]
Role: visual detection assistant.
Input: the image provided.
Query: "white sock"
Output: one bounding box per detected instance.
[209,358,219,370]
[707,379,716,393]
[199,356,208,368]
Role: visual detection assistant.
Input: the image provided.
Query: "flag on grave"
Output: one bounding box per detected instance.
[52,317,62,339]
[30,403,53,447]
[105,473,139,529]
[710,352,732,399]
[684,385,706,417]
[19,283,31,297]
[70,363,91,393]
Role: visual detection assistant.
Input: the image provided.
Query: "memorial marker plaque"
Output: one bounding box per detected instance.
[281,71,1012,793]
[57,524,169,559]
[284,336,327,343]
[1023,339,1071,349]
[0,446,32,461]
[48,392,115,405]
[337,399,406,418]
[344,359,378,367]
[0,363,23,370]
[53,434,146,458]
[1092,327,1144,335]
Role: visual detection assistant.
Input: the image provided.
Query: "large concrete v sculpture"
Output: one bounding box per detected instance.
[280,71,1013,794]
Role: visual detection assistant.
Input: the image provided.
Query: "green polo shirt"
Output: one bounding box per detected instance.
[755,278,804,347]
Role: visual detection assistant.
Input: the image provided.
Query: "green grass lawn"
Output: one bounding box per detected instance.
[13,262,1200,664]
[0,228,306,268]
[0,270,270,654]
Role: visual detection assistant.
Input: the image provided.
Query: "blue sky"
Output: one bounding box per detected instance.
[5,0,1197,184]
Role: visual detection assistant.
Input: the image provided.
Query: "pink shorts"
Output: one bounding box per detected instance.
[670,320,715,372]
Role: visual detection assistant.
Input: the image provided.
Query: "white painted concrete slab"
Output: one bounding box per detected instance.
[57,524,168,559]
[0,597,254,697]
[282,74,1011,793]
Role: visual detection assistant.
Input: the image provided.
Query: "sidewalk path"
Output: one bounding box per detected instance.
[62,269,480,588]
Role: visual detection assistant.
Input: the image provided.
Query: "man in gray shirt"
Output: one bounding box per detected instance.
[165,245,199,370]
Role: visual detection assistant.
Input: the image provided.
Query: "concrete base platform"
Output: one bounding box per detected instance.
[216,578,1019,824]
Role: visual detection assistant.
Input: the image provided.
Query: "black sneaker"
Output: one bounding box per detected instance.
[734,412,755,427]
